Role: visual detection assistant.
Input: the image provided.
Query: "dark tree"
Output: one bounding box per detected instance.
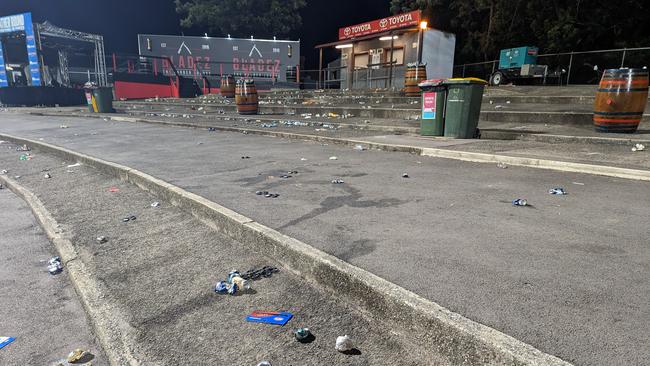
[175,0,307,38]
[391,0,650,64]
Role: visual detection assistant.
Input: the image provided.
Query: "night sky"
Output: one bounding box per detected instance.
[0,0,391,69]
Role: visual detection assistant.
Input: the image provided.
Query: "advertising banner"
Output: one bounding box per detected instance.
[138,34,300,82]
[338,10,421,41]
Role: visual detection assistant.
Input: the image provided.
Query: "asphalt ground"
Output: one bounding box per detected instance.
[0,140,433,365]
[0,113,649,365]
[19,106,650,171]
[0,182,106,365]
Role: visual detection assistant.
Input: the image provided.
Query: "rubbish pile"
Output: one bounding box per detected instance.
[48,256,63,275]
[214,270,253,296]
[631,143,645,152]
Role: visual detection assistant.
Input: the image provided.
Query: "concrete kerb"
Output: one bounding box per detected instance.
[0,133,572,366]
[421,148,650,181]
[0,174,141,366]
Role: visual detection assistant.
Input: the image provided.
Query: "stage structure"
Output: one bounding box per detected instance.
[0,12,107,106]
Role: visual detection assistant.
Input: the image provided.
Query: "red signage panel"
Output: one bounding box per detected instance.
[338,10,422,40]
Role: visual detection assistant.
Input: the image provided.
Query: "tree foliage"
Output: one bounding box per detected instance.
[175,0,307,38]
[390,0,650,63]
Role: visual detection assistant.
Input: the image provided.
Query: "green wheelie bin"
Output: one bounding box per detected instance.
[442,78,487,138]
[85,86,114,113]
[91,87,114,113]
[418,79,446,136]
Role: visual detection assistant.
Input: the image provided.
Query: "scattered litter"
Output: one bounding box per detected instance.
[1,169,7,174]
[512,199,528,207]
[246,311,293,326]
[67,348,86,363]
[329,156,338,160]
[327,112,340,118]
[151,201,160,208]
[44,173,51,179]
[122,215,137,222]
[287,170,298,174]
[207,127,217,132]
[506,100,511,104]
[279,174,292,179]
[331,179,345,184]
[241,266,279,280]
[16,144,30,152]
[353,144,366,151]
[335,335,355,352]
[294,328,311,342]
[255,191,280,198]
[548,188,567,195]
[300,158,307,161]
[0,337,15,350]
[19,154,33,161]
[48,257,63,275]
[96,236,108,244]
[108,187,119,193]
[494,105,504,109]
[631,143,645,152]
[496,162,508,169]
[402,173,409,178]
[59,125,69,129]
[67,163,82,168]
[241,156,251,159]
[214,270,253,296]
[14,175,20,179]
[572,182,585,186]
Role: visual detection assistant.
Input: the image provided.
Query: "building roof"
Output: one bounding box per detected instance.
[315,27,418,49]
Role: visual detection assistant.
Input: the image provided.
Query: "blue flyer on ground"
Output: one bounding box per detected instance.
[246,311,293,326]
[0,337,15,350]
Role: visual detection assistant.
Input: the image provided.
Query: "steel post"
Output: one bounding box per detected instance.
[567,52,574,86]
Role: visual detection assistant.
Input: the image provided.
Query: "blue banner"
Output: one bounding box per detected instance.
[23,13,41,86]
[0,12,41,87]
[0,44,7,87]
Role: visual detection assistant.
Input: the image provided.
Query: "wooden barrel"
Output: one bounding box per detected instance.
[594,68,649,133]
[235,79,259,115]
[404,64,428,97]
[286,66,297,83]
[220,75,235,98]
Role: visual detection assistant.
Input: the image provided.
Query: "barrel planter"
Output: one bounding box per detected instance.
[220,75,235,98]
[235,79,259,115]
[286,66,298,83]
[404,64,428,97]
[593,68,649,133]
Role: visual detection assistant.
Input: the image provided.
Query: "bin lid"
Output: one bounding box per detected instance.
[443,77,488,85]
[418,79,446,88]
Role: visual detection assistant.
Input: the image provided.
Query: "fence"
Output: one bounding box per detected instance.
[453,47,650,85]
[299,63,408,90]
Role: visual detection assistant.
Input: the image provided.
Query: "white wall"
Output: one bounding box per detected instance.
[422,30,456,79]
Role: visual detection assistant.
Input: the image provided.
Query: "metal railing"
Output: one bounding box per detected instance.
[453,47,650,85]
[299,63,408,90]
[108,53,305,92]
